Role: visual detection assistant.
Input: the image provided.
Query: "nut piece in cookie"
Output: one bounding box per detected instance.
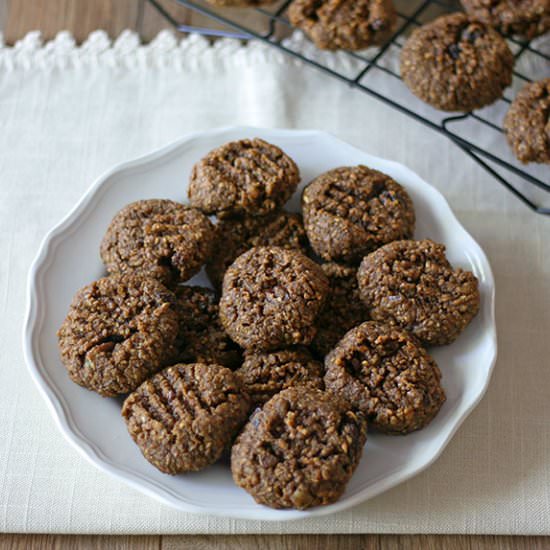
[174,285,242,370]
[206,211,309,289]
[236,347,324,407]
[288,0,397,51]
[100,199,215,286]
[220,246,329,351]
[311,263,369,358]
[400,13,514,112]
[302,165,415,264]
[504,78,550,164]
[188,138,300,218]
[325,321,446,434]
[357,239,480,346]
[461,0,550,40]
[231,387,367,509]
[57,274,179,397]
[122,363,250,474]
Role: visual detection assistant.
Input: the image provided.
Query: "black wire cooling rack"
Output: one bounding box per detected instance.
[147,0,550,214]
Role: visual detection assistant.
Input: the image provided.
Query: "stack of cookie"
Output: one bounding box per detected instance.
[57,137,481,510]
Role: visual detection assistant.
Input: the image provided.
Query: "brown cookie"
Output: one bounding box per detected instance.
[122,363,250,474]
[400,13,514,112]
[302,165,415,264]
[100,199,215,287]
[175,286,242,370]
[288,0,397,50]
[188,138,300,218]
[206,211,309,289]
[503,78,550,164]
[235,347,324,407]
[325,321,446,434]
[219,246,329,351]
[461,0,550,39]
[57,274,179,397]
[311,263,369,358]
[231,387,367,509]
[357,239,480,346]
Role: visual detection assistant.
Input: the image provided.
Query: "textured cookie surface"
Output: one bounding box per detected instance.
[461,0,550,39]
[311,263,369,358]
[122,363,250,474]
[236,347,324,407]
[57,274,179,397]
[189,138,300,218]
[175,286,242,369]
[504,78,550,164]
[288,0,396,50]
[100,199,215,286]
[325,321,446,434]
[220,246,329,350]
[357,239,480,345]
[231,387,367,509]
[302,165,415,264]
[400,13,514,112]
[206,211,308,289]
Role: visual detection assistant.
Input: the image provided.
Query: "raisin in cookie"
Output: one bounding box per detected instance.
[461,0,550,39]
[288,0,397,50]
[57,274,179,397]
[100,199,215,287]
[400,13,514,112]
[504,78,550,164]
[311,263,369,358]
[175,286,242,369]
[206,211,308,289]
[236,347,324,407]
[231,387,367,509]
[122,363,250,474]
[325,321,446,434]
[189,138,300,218]
[357,239,480,346]
[302,165,415,264]
[219,246,329,350]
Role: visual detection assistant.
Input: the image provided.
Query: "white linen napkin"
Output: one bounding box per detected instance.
[0,29,549,534]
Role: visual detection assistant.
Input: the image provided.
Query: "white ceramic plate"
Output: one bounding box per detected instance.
[23,127,497,521]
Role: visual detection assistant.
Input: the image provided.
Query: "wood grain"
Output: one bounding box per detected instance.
[0,0,141,44]
[2,534,550,549]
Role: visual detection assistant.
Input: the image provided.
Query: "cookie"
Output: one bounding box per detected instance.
[301,166,415,264]
[503,78,550,164]
[357,239,480,346]
[461,0,550,39]
[235,347,324,407]
[219,246,329,350]
[325,321,445,434]
[206,211,309,289]
[288,0,397,50]
[311,263,369,358]
[400,13,514,112]
[188,138,300,218]
[100,199,215,287]
[175,286,242,370]
[57,274,179,397]
[122,363,250,474]
[231,387,367,509]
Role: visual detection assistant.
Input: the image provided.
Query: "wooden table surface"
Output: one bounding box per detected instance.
[1,1,548,548]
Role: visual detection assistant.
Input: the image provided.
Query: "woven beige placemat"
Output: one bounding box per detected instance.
[1,30,549,534]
